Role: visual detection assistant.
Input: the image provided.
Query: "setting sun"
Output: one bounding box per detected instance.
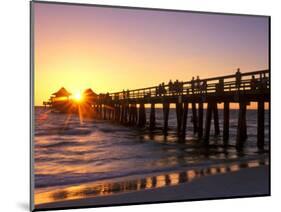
[73,92,83,102]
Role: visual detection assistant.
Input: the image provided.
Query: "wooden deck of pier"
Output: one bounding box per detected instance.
[93,70,269,150]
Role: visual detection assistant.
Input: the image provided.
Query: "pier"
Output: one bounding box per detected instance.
[93,69,269,150]
[46,69,269,150]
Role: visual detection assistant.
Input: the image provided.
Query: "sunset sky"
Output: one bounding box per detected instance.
[34,2,269,106]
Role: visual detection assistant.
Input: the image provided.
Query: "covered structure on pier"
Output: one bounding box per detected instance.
[83,88,98,104]
[51,87,72,101]
[49,87,72,112]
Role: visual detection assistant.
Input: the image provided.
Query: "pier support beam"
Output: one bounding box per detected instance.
[112,104,117,121]
[257,101,265,150]
[138,103,146,127]
[130,104,136,125]
[103,105,107,120]
[223,101,230,145]
[149,103,156,130]
[163,103,170,134]
[122,104,127,124]
[181,102,189,136]
[133,104,138,125]
[108,108,111,120]
[236,102,247,150]
[108,107,111,120]
[176,103,183,133]
[120,104,124,123]
[125,104,130,124]
[204,102,213,145]
[198,102,204,138]
[111,107,114,120]
[96,104,101,119]
[213,102,220,136]
[100,104,103,119]
[192,102,198,134]
[117,104,121,122]
[128,104,133,125]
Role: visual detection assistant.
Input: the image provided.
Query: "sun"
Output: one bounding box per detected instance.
[73,92,83,102]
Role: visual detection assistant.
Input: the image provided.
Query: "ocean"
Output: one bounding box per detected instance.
[34,106,269,205]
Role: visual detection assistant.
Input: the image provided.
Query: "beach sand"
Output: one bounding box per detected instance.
[36,166,269,210]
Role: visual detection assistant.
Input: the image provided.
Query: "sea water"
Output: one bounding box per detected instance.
[34,106,269,204]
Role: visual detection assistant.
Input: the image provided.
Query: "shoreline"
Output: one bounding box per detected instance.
[36,165,269,210]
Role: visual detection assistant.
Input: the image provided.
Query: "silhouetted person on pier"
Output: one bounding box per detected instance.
[168,80,173,94]
[105,92,111,102]
[250,75,257,90]
[161,82,166,95]
[216,79,224,93]
[179,81,184,94]
[191,77,195,94]
[126,89,130,99]
[175,80,180,94]
[158,83,165,96]
[200,79,207,94]
[158,83,162,96]
[235,68,242,91]
[156,87,159,96]
[259,73,267,89]
[122,90,126,99]
[174,80,183,94]
[196,76,200,93]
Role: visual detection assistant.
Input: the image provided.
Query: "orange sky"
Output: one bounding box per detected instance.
[33,2,269,107]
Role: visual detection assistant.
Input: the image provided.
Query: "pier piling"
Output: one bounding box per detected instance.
[236,102,247,150]
[176,103,183,133]
[128,104,133,125]
[192,102,198,134]
[213,102,220,136]
[138,103,146,127]
[257,101,265,150]
[223,101,230,145]
[150,103,156,130]
[163,103,170,134]
[132,104,137,125]
[198,102,204,138]
[204,102,213,144]
[120,104,125,123]
[181,102,189,136]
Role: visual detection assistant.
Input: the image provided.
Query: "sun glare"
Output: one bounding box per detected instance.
[74,92,83,102]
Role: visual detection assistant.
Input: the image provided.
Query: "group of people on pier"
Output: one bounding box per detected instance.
[155,80,185,96]
[249,71,268,91]
[168,80,184,95]
[236,68,268,91]
[156,83,166,96]
[190,76,207,94]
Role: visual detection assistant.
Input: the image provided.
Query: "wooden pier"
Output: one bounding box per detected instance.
[83,70,270,150]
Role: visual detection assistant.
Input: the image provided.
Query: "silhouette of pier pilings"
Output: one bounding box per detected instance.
[94,70,269,150]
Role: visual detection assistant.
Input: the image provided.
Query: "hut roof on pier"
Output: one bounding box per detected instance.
[52,87,72,97]
[83,88,98,97]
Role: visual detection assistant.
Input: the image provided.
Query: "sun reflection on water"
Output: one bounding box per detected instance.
[35,159,268,206]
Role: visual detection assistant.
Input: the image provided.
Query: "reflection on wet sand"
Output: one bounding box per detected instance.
[35,159,268,206]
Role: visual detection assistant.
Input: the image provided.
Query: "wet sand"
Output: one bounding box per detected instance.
[36,166,269,210]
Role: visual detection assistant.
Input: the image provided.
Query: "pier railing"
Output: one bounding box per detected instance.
[101,70,269,101]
